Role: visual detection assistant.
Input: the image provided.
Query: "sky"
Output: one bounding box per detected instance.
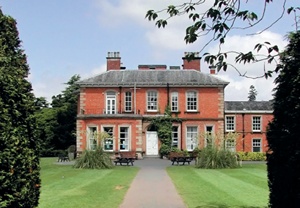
[0,0,297,102]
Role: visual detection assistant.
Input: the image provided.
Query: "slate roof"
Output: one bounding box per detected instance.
[225,101,273,112]
[78,70,229,87]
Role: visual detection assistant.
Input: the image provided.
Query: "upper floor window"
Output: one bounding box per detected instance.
[87,126,97,150]
[119,126,130,151]
[103,126,114,151]
[225,116,235,132]
[252,116,261,132]
[125,92,132,112]
[106,91,116,114]
[171,92,178,112]
[186,126,198,151]
[147,91,157,111]
[252,139,262,152]
[186,91,197,111]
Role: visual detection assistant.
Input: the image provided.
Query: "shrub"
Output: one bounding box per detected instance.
[67,145,76,153]
[237,152,266,161]
[196,147,239,169]
[73,147,113,169]
[159,144,171,158]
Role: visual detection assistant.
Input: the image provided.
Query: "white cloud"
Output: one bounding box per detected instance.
[206,31,287,101]
[93,0,287,101]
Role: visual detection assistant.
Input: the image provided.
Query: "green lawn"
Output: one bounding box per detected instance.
[167,163,269,208]
[38,158,139,208]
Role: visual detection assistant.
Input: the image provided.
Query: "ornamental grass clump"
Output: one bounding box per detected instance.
[73,147,113,169]
[196,147,239,169]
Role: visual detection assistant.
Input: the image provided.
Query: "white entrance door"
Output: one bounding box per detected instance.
[146,131,158,156]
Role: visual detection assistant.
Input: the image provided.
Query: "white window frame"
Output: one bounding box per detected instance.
[105,91,117,114]
[252,138,262,152]
[252,116,262,132]
[205,125,214,148]
[171,92,178,112]
[119,126,130,151]
[225,116,235,132]
[186,91,197,111]
[186,126,198,151]
[225,139,236,152]
[102,126,114,151]
[87,126,97,150]
[124,91,132,112]
[147,90,158,112]
[172,126,179,148]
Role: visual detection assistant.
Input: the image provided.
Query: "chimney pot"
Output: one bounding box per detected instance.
[107,51,121,71]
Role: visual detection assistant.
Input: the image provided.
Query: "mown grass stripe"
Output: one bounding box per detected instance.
[167,164,268,208]
[39,158,139,208]
[193,169,268,207]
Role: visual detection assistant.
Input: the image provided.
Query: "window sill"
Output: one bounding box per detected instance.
[184,111,200,114]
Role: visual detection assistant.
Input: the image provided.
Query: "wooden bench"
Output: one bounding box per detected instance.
[114,151,136,166]
[169,152,194,165]
[57,154,70,162]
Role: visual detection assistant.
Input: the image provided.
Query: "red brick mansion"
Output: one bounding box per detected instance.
[76,52,273,157]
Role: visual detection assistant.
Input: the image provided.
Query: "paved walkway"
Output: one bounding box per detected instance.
[119,157,186,208]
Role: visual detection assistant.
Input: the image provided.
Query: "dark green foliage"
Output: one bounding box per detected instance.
[73,147,113,169]
[159,143,171,158]
[34,75,80,153]
[149,105,182,148]
[0,9,40,207]
[50,75,80,150]
[267,31,300,207]
[196,147,239,169]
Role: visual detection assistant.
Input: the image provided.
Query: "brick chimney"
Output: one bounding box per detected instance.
[107,52,121,71]
[209,65,216,74]
[182,52,201,71]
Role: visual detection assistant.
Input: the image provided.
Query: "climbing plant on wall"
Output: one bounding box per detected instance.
[145,105,182,157]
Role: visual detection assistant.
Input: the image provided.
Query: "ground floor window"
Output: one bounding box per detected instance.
[186,126,198,151]
[225,139,236,152]
[252,139,262,152]
[172,126,179,148]
[119,126,130,151]
[103,126,114,151]
[87,126,97,150]
[205,126,213,148]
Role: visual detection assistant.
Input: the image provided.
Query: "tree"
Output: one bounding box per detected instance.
[248,85,258,101]
[50,75,80,150]
[146,1,299,78]
[34,75,80,154]
[0,9,40,207]
[267,31,300,207]
[146,1,300,206]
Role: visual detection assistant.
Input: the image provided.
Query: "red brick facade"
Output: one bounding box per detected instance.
[76,52,273,156]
